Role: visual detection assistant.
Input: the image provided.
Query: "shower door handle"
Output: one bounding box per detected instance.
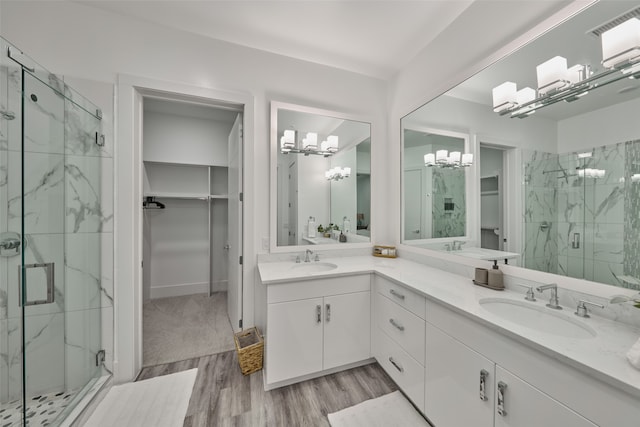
[18,262,55,306]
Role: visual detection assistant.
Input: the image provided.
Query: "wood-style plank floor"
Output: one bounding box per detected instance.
[137,350,399,426]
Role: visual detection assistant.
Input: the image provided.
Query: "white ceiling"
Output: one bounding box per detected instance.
[72,0,567,80]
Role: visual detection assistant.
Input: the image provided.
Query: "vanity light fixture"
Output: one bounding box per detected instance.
[280,129,295,152]
[493,17,640,119]
[492,82,517,112]
[536,56,570,96]
[325,166,351,180]
[424,151,473,168]
[577,168,606,179]
[280,130,339,156]
[601,17,640,70]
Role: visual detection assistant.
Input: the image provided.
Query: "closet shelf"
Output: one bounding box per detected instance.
[144,192,209,200]
[209,194,229,199]
[481,190,499,196]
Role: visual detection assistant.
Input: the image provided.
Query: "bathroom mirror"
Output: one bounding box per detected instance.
[402,127,470,241]
[401,0,640,290]
[270,101,371,250]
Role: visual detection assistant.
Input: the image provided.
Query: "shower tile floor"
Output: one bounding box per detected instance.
[0,388,78,426]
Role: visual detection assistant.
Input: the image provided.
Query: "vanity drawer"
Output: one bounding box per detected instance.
[375,292,425,363]
[268,274,370,303]
[375,275,425,319]
[374,327,425,412]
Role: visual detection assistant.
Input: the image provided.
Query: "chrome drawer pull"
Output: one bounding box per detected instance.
[316,305,322,323]
[389,289,405,300]
[389,318,405,331]
[497,381,508,416]
[479,369,489,401]
[326,303,331,322]
[389,357,404,373]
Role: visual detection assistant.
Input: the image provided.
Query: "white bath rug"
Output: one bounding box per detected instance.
[84,368,197,427]
[328,391,429,427]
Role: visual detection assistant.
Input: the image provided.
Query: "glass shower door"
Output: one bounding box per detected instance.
[0,38,105,426]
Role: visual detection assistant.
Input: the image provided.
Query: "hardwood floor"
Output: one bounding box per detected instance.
[137,350,399,426]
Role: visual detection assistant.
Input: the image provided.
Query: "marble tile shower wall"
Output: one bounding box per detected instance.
[523,141,632,288]
[432,167,466,238]
[523,150,559,273]
[558,143,625,286]
[0,58,113,403]
[623,140,640,291]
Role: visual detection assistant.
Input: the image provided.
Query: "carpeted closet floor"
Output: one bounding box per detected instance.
[142,292,236,367]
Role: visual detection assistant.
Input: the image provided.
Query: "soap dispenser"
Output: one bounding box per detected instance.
[487,260,504,290]
[308,216,316,238]
[342,216,351,233]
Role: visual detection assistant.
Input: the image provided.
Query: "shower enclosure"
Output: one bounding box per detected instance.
[523,140,640,290]
[0,38,111,425]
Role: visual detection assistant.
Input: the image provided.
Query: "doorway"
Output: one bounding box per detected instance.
[140,95,244,367]
[479,145,505,250]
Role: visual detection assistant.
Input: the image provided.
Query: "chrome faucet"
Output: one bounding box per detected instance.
[305,249,313,263]
[536,283,562,309]
[452,240,466,251]
[574,299,604,318]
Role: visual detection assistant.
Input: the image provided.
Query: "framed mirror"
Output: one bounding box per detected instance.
[402,126,471,241]
[270,101,372,251]
[401,0,640,290]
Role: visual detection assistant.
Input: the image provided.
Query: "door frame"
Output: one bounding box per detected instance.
[475,135,522,260]
[115,74,254,383]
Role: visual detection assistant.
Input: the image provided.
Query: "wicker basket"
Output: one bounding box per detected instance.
[234,327,264,375]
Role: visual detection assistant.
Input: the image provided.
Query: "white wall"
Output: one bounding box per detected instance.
[0,0,387,382]
[404,95,558,153]
[143,111,230,166]
[330,148,357,233]
[297,155,331,243]
[557,97,640,152]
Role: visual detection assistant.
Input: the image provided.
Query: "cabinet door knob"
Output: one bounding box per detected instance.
[316,305,321,323]
[479,369,489,401]
[497,381,508,416]
[326,303,331,322]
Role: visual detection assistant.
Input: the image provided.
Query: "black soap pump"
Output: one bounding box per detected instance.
[487,260,504,290]
[339,231,347,242]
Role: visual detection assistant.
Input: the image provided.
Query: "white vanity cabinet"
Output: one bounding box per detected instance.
[265,274,371,387]
[493,366,596,427]
[425,323,596,427]
[425,323,495,426]
[373,276,426,411]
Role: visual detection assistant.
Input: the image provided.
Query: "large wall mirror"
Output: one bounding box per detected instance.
[402,0,640,290]
[270,101,371,251]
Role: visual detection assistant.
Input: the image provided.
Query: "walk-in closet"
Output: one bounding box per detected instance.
[141,97,242,367]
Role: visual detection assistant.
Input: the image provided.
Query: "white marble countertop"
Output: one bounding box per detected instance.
[439,247,520,261]
[257,255,640,399]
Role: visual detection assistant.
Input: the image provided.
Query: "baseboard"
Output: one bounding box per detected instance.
[150,282,209,299]
[210,279,228,293]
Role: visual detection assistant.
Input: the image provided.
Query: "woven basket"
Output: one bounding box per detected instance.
[234,327,264,375]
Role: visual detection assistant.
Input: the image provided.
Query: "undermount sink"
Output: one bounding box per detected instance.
[479,298,596,339]
[291,262,338,273]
